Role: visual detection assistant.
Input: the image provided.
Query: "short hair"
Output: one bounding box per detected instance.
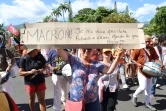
[158,34,166,44]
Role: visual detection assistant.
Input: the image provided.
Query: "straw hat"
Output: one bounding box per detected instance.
[26,49,36,54]
[144,35,151,39]
[102,49,112,53]
[20,45,36,54]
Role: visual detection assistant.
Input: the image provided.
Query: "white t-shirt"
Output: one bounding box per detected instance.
[41,49,50,61]
[99,62,119,92]
[161,46,166,66]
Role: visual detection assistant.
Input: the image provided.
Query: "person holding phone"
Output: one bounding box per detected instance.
[19,48,47,111]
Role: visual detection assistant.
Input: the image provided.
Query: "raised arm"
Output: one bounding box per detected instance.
[102,55,121,74]
[56,49,69,61]
[102,46,124,74]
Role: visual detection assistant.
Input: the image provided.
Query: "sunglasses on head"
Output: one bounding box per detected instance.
[82,49,92,52]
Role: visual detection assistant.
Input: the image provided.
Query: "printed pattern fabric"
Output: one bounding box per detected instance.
[54,56,67,74]
[68,54,104,103]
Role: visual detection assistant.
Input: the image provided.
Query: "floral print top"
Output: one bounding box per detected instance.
[68,54,105,103]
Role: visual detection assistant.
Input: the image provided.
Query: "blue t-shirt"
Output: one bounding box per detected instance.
[68,54,104,103]
[47,49,59,67]
[47,49,68,74]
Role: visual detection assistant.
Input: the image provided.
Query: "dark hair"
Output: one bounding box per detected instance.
[158,34,166,44]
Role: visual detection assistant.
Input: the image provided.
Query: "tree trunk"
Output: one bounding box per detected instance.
[63,11,65,22]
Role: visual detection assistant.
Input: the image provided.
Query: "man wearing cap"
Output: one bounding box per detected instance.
[131,35,164,111]
[0,32,16,95]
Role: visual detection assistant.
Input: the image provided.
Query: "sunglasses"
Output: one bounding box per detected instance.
[82,49,92,52]
[104,51,112,54]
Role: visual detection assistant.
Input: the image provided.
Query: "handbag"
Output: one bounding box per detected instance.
[5,49,19,78]
[62,63,72,83]
[65,62,90,111]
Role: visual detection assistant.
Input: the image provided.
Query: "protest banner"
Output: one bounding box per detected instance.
[20,23,145,49]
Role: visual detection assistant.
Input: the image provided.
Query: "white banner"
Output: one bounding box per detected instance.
[20,23,145,49]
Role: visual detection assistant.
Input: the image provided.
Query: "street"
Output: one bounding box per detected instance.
[11,75,166,111]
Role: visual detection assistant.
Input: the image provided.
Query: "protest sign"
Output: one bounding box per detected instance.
[20,23,145,49]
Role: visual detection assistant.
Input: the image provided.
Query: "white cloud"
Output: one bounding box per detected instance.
[0,0,146,25]
[117,2,128,12]
[0,0,51,25]
[97,0,113,8]
[134,2,166,21]
[71,0,95,15]
[134,4,156,18]
[158,2,166,7]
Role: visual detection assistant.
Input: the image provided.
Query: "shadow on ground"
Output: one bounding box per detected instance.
[17,98,53,111]
[117,89,135,101]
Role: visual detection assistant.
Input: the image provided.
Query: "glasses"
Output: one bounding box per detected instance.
[82,49,92,52]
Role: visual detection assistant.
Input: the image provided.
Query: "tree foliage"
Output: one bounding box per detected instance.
[143,6,166,35]
[155,6,166,34]
[73,8,96,23]
[68,0,73,22]
[102,13,136,23]
[43,15,52,22]
[58,2,69,22]
[51,8,62,21]
[73,7,114,23]
[0,23,5,32]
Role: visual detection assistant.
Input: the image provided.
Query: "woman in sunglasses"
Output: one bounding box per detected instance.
[56,47,124,111]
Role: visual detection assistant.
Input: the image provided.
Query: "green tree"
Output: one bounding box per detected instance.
[94,6,114,23]
[58,2,69,22]
[73,8,96,22]
[102,13,136,23]
[125,5,129,14]
[114,1,118,13]
[155,6,166,34]
[144,25,159,36]
[43,15,52,22]
[68,0,73,22]
[0,23,5,32]
[51,8,62,21]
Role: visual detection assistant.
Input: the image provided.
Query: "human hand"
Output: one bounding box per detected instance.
[116,45,124,57]
[6,66,12,72]
[51,67,58,72]
[161,65,165,70]
[137,63,143,68]
[30,69,38,74]
[37,69,44,73]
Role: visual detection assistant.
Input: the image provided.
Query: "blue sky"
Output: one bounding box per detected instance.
[0,0,166,26]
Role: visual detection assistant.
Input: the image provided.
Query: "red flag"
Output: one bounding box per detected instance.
[7,24,19,36]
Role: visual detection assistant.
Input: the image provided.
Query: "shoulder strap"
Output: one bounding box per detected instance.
[143,48,151,60]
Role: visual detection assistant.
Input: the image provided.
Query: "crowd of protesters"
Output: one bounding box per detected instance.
[1,32,166,111]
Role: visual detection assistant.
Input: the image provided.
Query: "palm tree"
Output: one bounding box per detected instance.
[43,15,52,22]
[58,2,69,22]
[51,8,62,21]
